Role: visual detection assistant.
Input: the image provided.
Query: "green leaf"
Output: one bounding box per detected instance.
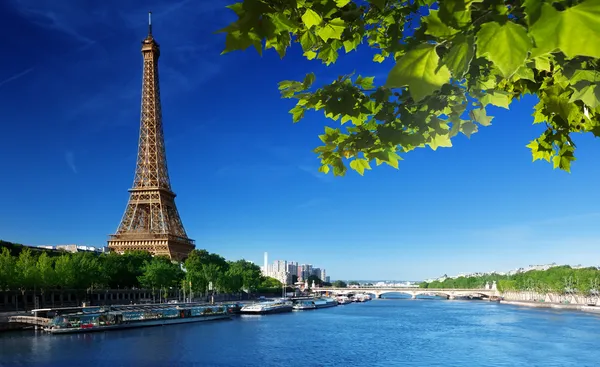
[301,9,322,29]
[290,105,304,123]
[299,31,318,52]
[569,84,600,108]
[428,133,452,151]
[460,121,478,138]
[332,157,347,176]
[303,73,316,88]
[511,66,535,82]
[441,34,474,78]
[530,2,600,58]
[481,90,511,109]
[373,54,385,63]
[424,10,459,38]
[475,21,532,78]
[317,43,339,65]
[317,18,346,41]
[372,149,402,169]
[318,164,330,174]
[438,0,472,28]
[523,0,543,25]
[304,50,317,60]
[369,0,385,10]
[356,75,375,90]
[268,13,298,32]
[343,33,362,53]
[470,108,493,126]
[533,56,552,72]
[335,0,351,7]
[349,158,371,175]
[553,153,575,173]
[526,140,551,162]
[386,44,451,102]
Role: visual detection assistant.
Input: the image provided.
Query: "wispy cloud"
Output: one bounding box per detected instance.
[297,164,334,183]
[215,164,294,178]
[8,0,96,45]
[65,151,77,174]
[297,198,324,209]
[0,68,34,89]
[466,212,600,239]
[255,144,335,183]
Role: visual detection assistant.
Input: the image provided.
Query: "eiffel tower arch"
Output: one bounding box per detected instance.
[108,13,195,261]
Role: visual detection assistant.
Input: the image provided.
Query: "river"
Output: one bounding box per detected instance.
[1,297,599,366]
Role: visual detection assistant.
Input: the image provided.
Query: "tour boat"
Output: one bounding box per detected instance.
[354,294,372,302]
[336,296,352,305]
[240,299,293,314]
[44,304,231,334]
[313,297,338,308]
[292,300,317,310]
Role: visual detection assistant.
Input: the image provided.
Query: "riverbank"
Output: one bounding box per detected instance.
[500,300,600,314]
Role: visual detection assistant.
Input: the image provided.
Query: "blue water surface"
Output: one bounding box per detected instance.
[1,298,599,367]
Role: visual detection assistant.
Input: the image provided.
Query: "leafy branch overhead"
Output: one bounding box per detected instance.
[220,0,600,176]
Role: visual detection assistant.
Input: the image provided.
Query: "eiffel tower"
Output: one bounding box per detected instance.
[108,13,195,261]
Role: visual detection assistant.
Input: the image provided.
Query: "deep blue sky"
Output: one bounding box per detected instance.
[2,0,600,281]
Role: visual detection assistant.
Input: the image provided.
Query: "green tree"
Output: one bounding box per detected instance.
[54,255,76,289]
[37,252,56,293]
[221,0,600,176]
[15,248,39,291]
[348,280,360,286]
[226,259,262,293]
[257,276,284,293]
[0,247,15,291]
[332,280,347,288]
[101,250,152,289]
[15,248,39,308]
[138,257,184,302]
[308,275,324,286]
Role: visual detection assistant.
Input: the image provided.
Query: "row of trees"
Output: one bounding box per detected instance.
[420,266,600,295]
[0,244,286,300]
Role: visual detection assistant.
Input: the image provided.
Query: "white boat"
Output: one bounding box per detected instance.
[240,299,293,314]
[354,294,372,302]
[336,296,352,305]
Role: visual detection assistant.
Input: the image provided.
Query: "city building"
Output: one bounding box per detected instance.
[37,245,108,253]
[261,254,329,285]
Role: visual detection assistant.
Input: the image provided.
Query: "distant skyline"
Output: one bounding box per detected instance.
[2,0,600,280]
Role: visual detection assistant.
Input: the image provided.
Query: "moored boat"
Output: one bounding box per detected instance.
[354,294,372,302]
[240,299,293,314]
[313,297,338,308]
[45,304,231,334]
[336,296,352,305]
[292,300,317,310]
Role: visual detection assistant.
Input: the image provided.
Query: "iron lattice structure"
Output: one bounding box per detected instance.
[108,15,195,261]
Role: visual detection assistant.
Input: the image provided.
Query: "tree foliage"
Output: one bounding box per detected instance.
[221,0,600,175]
[332,280,347,287]
[137,256,184,295]
[420,265,600,295]
[0,243,264,297]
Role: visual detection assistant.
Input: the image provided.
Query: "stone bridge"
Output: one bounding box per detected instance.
[315,287,499,300]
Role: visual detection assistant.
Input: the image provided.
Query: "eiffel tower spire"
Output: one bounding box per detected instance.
[108,14,195,260]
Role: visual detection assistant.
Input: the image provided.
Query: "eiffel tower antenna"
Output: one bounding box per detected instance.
[108,16,195,260]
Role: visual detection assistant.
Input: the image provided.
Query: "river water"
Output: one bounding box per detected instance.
[1,297,599,367]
